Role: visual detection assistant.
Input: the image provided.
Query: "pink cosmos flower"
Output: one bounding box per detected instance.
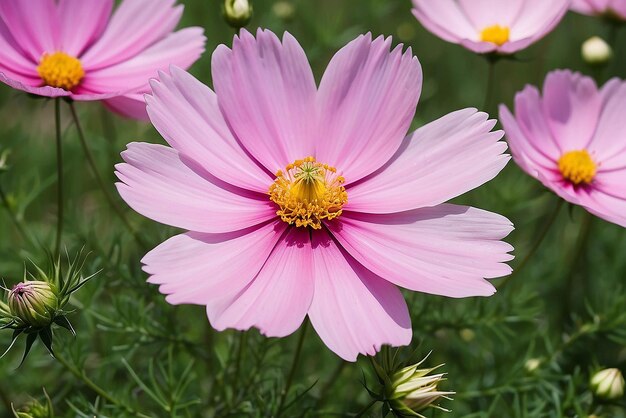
[0,0,205,120]
[572,0,626,19]
[500,70,626,228]
[115,29,514,361]
[411,0,569,55]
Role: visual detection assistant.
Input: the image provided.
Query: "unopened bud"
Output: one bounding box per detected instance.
[224,0,252,29]
[582,36,612,66]
[525,358,541,373]
[272,1,295,21]
[387,358,454,415]
[8,281,58,328]
[590,368,624,400]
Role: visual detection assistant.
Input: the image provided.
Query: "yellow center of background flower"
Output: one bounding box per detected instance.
[480,25,510,46]
[558,150,597,185]
[37,52,85,91]
[269,157,348,229]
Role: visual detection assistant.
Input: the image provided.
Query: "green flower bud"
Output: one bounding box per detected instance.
[591,368,624,400]
[223,0,252,29]
[8,281,58,328]
[387,359,454,416]
[272,1,295,21]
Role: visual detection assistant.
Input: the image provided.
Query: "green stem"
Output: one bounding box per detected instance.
[353,399,377,418]
[0,185,33,246]
[483,57,498,113]
[316,360,347,407]
[233,331,246,384]
[498,198,564,289]
[54,98,63,257]
[276,320,309,417]
[56,354,138,414]
[68,102,147,249]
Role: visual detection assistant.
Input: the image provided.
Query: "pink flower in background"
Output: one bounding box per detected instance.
[500,70,626,228]
[116,29,514,361]
[412,0,569,55]
[0,0,205,120]
[572,0,626,19]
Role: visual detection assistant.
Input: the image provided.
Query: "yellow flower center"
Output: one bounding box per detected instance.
[558,150,597,185]
[480,25,510,46]
[37,52,85,91]
[269,157,348,229]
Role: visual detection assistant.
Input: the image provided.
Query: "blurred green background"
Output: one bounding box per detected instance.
[0,0,625,417]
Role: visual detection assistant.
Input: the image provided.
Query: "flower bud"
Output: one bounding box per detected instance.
[525,358,541,373]
[387,359,454,415]
[223,0,252,29]
[582,36,612,66]
[8,281,58,328]
[272,1,295,21]
[590,368,624,400]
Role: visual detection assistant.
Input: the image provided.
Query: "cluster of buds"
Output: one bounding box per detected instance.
[1,251,95,364]
[368,350,454,417]
[223,0,252,29]
[11,389,54,418]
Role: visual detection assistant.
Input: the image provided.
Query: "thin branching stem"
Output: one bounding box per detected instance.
[67,102,147,249]
[276,320,309,417]
[54,98,63,257]
[0,184,34,246]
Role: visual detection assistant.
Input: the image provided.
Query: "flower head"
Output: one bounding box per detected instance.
[0,0,206,120]
[572,0,626,20]
[591,368,624,400]
[411,0,569,55]
[116,29,513,361]
[500,70,626,228]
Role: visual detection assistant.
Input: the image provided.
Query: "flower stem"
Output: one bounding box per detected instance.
[55,353,139,415]
[68,102,147,249]
[353,399,377,418]
[0,185,34,246]
[276,320,309,417]
[498,198,564,289]
[483,57,498,113]
[54,98,63,257]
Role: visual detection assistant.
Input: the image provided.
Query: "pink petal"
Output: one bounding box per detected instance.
[316,34,422,184]
[146,67,272,193]
[328,205,514,298]
[589,81,626,166]
[58,0,113,57]
[510,0,569,40]
[80,0,182,70]
[0,20,39,81]
[571,0,597,14]
[0,72,70,97]
[115,142,276,234]
[458,0,524,30]
[210,228,314,338]
[0,0,58,62]
[211,29,317,173]
[542,70,601,151]
[576,186,626,228]
[143,220,287,308]
[411,0,477,42]
[82,27,205,93]
[308,229,411,362]
[103,93,149,120]
[346,109,509,213]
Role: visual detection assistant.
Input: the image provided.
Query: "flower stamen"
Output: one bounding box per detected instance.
[558,150,597,185]
[37,52,84,91]
[269,157,348,229]
[480,25,510,46]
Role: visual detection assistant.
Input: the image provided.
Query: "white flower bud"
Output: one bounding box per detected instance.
[582,36,612,66]
[590,368,624,400]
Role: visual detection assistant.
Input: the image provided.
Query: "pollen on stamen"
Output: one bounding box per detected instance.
[268,157,348,229]
[558,150,597,185]
[37,52,85,91]
[480,25,510,46]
